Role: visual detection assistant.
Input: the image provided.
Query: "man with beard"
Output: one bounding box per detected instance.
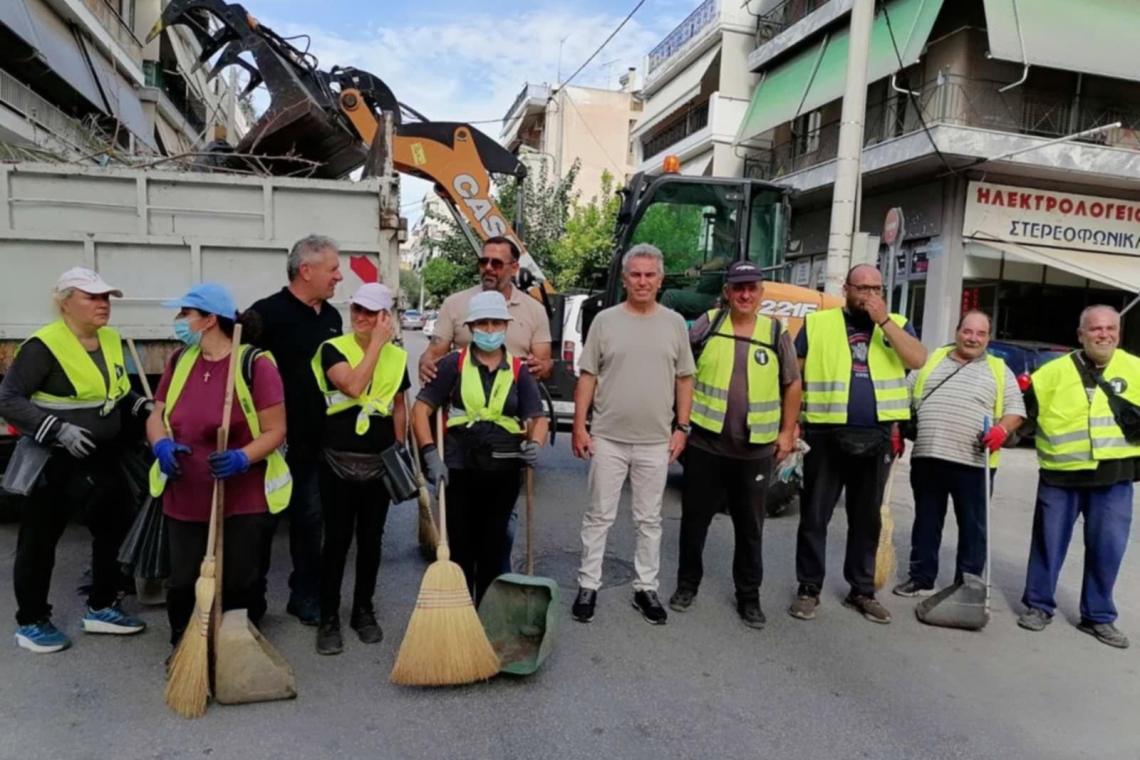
[893,311,1024,599]
[1018,305,1140,649]
[792,264,926,624]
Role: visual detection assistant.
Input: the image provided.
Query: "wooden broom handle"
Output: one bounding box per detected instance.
[406,391,423,478]
[435,410,448,547]
[125,338,153,400]
[204,324,243,563]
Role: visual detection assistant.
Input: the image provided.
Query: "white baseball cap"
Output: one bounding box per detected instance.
[348,283,394,312]
[56,267,123,297]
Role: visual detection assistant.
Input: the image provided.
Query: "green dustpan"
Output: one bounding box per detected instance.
[478,468,559,676]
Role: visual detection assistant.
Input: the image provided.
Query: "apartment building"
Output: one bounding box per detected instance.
[0,0,246,160]
[404,191,448,271]
[500,81,640,203]
[630,0,769,178]
[735,0,1140,348]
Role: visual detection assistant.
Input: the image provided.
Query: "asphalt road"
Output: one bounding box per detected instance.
[2,332,1139,760]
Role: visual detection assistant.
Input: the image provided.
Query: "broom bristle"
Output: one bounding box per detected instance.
[416,487,439,562]
[390,548,500,686]
[874,505,896,592]
[164,564,215,718]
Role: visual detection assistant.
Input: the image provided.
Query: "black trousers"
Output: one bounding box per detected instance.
[14,451,130,626]
[677,446,771,604]
[318,463,392,621]
[908,457,989,588]
[446,468,521,606]
[796,429,892,597]
[166,513,271,646]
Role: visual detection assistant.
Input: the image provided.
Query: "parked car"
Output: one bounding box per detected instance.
[549,295,588,427]
[401,309,425,330]
[987,340,1073,392]
[423,315,437,337]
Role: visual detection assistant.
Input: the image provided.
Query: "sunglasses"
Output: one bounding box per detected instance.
[478,257,508,271]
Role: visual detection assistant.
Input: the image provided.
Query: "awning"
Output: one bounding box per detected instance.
[736,0,945,144]
[968,239,1140,292]
[81,37,158,150]
[633,46,720,139]
[21,0,107,113]
[0,0,42,50]
[983,0,1140,83]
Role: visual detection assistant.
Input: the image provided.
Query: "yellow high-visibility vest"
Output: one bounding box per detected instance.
[21,320,131,416]
[446,348,523,435]
[149,345,292,513]
[691,310,781,444]
[310,334,408,435]
[802,308,910,424]
[1033,350,1140,471]
[913,345,1007,466]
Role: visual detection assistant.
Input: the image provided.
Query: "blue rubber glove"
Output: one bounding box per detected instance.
[207,449,250,480]
[153,438,191,477]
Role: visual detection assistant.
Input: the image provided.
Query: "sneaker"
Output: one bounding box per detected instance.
[15,620,71,653]
[738,601,766,630]
[632,590,668,625]
[788,586,820,621]
[83,606,146,635]
[571,588,597,623]
[1017,607,1053,632]
[316,616,343,655]
[1077,621,1130,649]
[287,597,320,627]
[669,589,696,612]
[844,593,892,624]
[350,607,383,645]
[892,579,936,598]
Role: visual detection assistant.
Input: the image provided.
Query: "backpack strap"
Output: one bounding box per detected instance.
[241,346,264,387]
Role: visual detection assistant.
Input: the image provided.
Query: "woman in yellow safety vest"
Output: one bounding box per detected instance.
[309,283,409,655]
[412,290,549,604]
[0,268,151,654]
[144,283,288,653]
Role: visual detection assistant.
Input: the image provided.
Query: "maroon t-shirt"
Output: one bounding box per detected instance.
[155,352,285,522]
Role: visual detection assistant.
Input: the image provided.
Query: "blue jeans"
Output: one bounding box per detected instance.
[1022,479,1134,624]
[907,458,989,587]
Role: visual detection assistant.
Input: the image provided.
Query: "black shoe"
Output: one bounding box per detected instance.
[892,579,936,598]
[669,589,696,612]
[287,597,320,627]
[738,601,767,630]
[316,616,343,655]
[572,588,597,623]
[350,607,383,645]
[632,590,667,625]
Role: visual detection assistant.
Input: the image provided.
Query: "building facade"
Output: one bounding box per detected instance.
[403,191,448,271]
[735,0,1140,348]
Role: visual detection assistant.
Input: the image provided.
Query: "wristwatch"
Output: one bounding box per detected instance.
[675,422,692,435]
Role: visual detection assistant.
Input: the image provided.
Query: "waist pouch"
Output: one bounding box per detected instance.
[834,426,890,458]
[323,449,386,483]
[466,436,524,472]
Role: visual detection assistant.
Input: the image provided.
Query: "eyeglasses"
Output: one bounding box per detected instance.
[478,257,507,271]
[847,284,884,295]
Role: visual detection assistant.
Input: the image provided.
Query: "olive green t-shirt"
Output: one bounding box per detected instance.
[579,304,695,445]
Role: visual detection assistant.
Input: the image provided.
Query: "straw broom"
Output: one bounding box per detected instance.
[405,391,439,561]
[164,326,243,717]
[874,458,900,592]
[390,411,500,686]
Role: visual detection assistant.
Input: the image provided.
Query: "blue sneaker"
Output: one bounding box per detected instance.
[16,620,71,653]
[83,606,146,635]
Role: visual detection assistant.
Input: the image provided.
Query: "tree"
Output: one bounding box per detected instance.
[628,203,708,274]
[548,171,621,291]
[421,257,470,305]
[398,267,423,309]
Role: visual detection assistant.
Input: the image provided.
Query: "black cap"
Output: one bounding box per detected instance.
[726,261,763,284]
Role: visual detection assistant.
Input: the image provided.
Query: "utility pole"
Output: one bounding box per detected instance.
[823,0,875,296]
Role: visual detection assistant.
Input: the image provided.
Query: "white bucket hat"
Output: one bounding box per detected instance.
[464,291,513,324]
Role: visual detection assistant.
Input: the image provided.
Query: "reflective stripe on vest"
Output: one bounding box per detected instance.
[446,348,523,435]
[148,345,292,513]
[310,334,408,436]
[801,308,911,424]
[912,345,1007,467]
[691,310,782,444]
[1033,351,1140,471]
[21,320,131,416]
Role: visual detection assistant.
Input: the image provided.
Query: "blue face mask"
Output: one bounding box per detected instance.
[173,318,202,347]
[472,329,506,352]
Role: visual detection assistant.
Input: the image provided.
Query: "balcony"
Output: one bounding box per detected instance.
[646,0,720,83]
[145,63,206,136]
[502,83,551,125]
[642,99,710,160]
[78,0,143,67]
[0,67,102,152]
[755,0,826,47]
[743,75,1140,181]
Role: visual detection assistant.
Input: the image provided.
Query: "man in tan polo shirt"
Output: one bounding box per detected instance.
[419,236,553,384]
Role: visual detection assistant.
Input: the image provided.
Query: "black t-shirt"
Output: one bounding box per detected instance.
[1026,353,1140,487]
[416,351,544,470]
[318,343,410,454]
[247,288,343,461]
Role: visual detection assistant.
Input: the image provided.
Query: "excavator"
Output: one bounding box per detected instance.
[147,1,841,471]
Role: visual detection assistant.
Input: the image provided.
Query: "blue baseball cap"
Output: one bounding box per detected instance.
[162,282,239,318]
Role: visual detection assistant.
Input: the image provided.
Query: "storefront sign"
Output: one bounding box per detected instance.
[964,181,1140,256]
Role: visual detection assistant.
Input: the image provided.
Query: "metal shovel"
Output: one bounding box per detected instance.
[477,468,559,676]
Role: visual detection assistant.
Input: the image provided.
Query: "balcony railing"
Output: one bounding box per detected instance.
[503,83,551,123]
[80,0,143,67]
[642,99,710,160]
[743,75,1140,180]
[647,0,720,78]
[755,0,825,47]
[0,67,103,152]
